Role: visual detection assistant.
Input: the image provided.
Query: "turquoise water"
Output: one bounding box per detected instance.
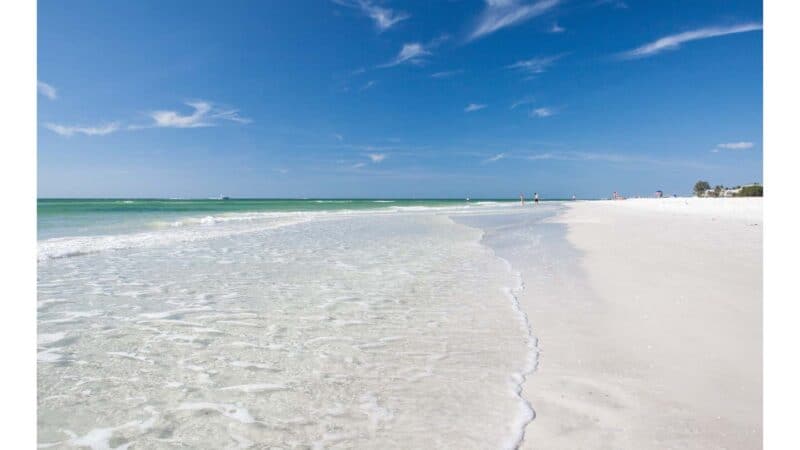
[38,198,513,240]
[37,197,560,447]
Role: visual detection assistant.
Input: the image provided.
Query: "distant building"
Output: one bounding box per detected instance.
[701,183,761,197]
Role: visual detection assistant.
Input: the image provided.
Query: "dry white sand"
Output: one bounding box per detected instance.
[521,198,762,449]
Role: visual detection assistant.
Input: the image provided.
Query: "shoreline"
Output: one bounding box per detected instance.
[460,198,762,448]
[519,198,762,448]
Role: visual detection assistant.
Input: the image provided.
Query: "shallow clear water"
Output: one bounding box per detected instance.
[38,202,561,448]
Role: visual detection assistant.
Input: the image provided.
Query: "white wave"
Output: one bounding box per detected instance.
[38,215,311,261]
[38,202,523,262]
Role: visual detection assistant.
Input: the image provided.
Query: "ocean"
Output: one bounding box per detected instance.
[38,198,560,448]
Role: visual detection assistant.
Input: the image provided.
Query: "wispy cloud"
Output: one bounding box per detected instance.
[712,141,754,152]
[522,151,713,168]
[38,81,57,100]
[619,23,762,59]
[550,22,565,33]
[484,152,507,162]
[333,133,344,142]
[506,53,565,77]
[366,153,387,162]
[526,152,556,160]
[530,107,555,117]
[333,0,409,31]
[465,103,488,112]
[510,96,536,110]
[469,0,561,41]
[45,122,120,137]
[360,80,378,91]
[380,42,431,67]
[44,100,249,137]
[431,69,464,79]
[149,101,251,128]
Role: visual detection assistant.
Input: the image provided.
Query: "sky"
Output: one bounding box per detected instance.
[37,0,763,199]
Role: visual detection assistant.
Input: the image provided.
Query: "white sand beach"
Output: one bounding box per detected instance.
[519,198,762,449]
[37,198,763,448]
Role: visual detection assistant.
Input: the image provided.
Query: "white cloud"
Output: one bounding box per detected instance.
[367,153,387,162]
[465,103,488,112]
[360,80,378,91]
[352,162,367,169]
[714,141,754,152]
[469,0,561,41]
[485,153,506,162]
[550,22,565,33]
[38,81,57,100]
[45,122,120,137]
[506,54,565,77]
[380,42,430,67]
[333,133,344,141]
[151,101,213,128]
[431,69,464,79]
[210,108,252,124]
[522,151,713,169]
[150,101,251,128]
[619,23,762,59]
[530,107,555,117]
[333,0,409,31]
[510,96,536,110]
[526,152,556,160]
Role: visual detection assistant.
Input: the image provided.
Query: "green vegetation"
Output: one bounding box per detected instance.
[693,181,711,197]
[736,184,763,197]
[692,180,763,197]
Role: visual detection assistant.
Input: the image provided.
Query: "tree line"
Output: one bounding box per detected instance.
[693,181,763,197]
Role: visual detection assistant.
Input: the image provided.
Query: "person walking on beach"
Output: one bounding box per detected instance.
[534,192,539,205]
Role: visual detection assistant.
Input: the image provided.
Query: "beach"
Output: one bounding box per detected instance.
[37,198,762,448]
[519,198,762,449]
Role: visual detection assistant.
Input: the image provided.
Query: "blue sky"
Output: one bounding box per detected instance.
[38,0,762,198]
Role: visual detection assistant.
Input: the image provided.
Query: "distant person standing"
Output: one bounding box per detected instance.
[519,193,525,206]
[534,192,539,205]
[572,195,576,201]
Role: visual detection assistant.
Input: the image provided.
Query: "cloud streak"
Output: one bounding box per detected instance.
[484,153,506,162]
[520,151,714,169]
[360,80,378,91]
[506,53,565,77]
[380,42,431,67]
[465,103,488,112]
[45,122,120,137]
[45,100,250,137]
[469,0,560,41]
[431,69,464,79]
[333,0,409,31]
[510,96,536,110]
[366,153,387,162]
[150,101,251,128]
[619,23,762,59]
[38,81,57,100]
[530,107,555,117]
[713,141,754,152]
